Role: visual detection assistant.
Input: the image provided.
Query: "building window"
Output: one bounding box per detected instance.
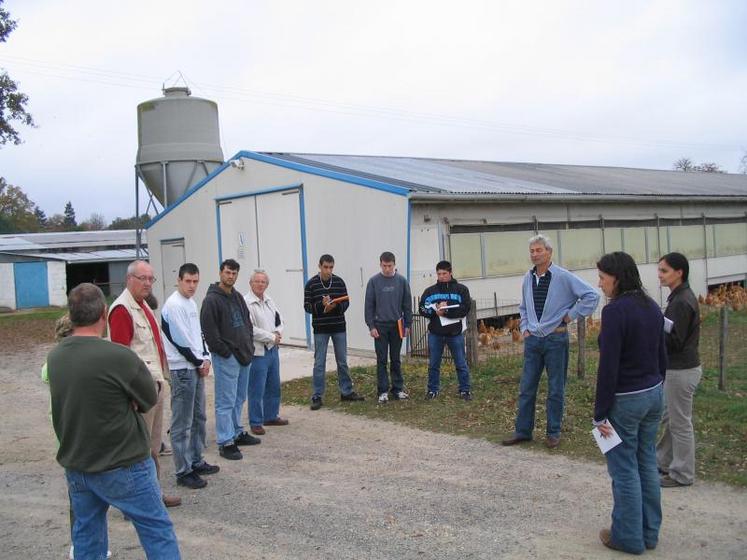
[484,231,534,276]
[715,222,747,256]
[669,224,706,259]
[558,229,603,270]
[449,233,482,279]
[623,228,646,263]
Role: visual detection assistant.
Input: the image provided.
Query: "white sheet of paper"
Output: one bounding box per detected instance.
[439,315,467,333]
[663,317,674,334]
[426,303,460,310]
[592,425,622,454]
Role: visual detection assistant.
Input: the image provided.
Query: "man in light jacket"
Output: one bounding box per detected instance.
[244,269,289,435]
[502,234,600,449]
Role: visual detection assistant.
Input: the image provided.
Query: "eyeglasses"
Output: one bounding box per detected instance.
[132,274,157,284]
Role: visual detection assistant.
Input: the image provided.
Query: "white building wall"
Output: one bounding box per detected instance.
[0,263,16,309]
[47,261,67,306]
[147,157,408,352]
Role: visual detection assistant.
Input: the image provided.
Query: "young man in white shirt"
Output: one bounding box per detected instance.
[161,263,220,489]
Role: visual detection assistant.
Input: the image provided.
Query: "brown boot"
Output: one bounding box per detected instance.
[163,494,182,508]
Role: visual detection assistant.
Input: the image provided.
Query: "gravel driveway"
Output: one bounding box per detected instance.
[1,345,744,559]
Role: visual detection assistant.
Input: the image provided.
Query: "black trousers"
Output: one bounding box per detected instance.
[374,321,404,394]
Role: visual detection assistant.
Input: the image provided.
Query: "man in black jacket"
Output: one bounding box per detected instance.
[200,259,260,461]
[419,260,473,400]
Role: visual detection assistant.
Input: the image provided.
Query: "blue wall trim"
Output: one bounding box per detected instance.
[214,183,302,203]
[298,188,312,348]
[237,151,410,197]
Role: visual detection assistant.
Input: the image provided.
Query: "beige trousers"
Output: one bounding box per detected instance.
[142,379,165,477]
[656,366,702,484]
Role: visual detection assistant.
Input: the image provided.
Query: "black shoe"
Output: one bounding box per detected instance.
[311,395,323,410]
[219,443,242,460]
[235,431,261,446]
[177,471,207,489]
[192,462,220,476]
[340,391,365,401]
[459,391,473,401]
[426,391,439,400]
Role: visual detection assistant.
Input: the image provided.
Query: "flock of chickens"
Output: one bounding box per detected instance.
[475,284,746,352]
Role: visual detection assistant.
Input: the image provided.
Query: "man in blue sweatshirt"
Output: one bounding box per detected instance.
[502,234,599,448]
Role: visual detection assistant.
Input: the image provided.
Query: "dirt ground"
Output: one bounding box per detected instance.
[1,344,745,559]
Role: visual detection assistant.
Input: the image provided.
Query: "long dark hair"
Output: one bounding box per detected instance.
[596,252,646,299]
[659,252,689,282]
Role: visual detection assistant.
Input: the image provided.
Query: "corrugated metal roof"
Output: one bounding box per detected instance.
[0,230,146,251]
[267,153,747,197]
[4,248,148,263]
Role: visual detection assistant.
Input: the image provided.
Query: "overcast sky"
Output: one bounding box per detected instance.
[1,0,745,222]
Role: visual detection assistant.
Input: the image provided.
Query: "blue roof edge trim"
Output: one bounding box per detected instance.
[145,160,233,229]
[237,151,411,197]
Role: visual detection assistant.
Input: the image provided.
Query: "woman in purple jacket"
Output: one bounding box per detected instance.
[594,252,667,554]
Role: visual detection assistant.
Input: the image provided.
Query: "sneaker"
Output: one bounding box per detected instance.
[660,474,691,487]
[340,391,365,401]
[459,391,473,401]
[250,425,266,435]
[70,546,111,559]
[219,443,243,460]
[311,395,323,410]
[378,392,389,404]
[235,431,261,446]
[192,462,220,476]
[177,471,207,489]
[426,391,439,400]
[391,390,409,400]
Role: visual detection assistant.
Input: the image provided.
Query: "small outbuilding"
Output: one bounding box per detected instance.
[146,152,747,351]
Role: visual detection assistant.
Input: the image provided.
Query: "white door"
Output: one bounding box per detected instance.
[218,189,308,346]
[160,239,185,301]
[256,190,307,345]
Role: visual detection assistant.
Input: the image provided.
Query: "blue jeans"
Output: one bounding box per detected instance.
[248,346,281,426]
[212,353,250,446]
[312,331,354,397]
[514,332,569,438]
[606,384,664,554]
[374,322,404,394]
[169,368,206,477]
[427,332,470,393]
[65,458,180,559]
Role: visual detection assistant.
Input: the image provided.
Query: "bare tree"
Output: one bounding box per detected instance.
[739,150,747,174]
[673,157,694,172]
[694,162,724,173]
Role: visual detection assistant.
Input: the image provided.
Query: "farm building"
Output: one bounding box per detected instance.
[0,230,147,310]
[145,151,747,352]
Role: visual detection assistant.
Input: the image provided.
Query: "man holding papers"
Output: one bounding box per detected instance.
[418,260,472,400]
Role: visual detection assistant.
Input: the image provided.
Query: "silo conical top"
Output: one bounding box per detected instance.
[136,87,224,207]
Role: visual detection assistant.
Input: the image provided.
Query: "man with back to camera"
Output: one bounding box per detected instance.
[304,254,365,410]
[365,251,413,404]
[419,260,473,400]
[502,234,599,449]
[200,258,260,461]
[48,283,181,559]
[109,259,181,507]
[161,263,220,489]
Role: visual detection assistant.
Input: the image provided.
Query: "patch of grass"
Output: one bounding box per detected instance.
[283,317,747,487]
[0,307,66,350]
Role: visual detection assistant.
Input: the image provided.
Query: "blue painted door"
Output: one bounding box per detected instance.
[14,261,49,309]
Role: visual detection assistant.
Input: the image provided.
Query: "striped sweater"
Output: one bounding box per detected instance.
[304,274,349,333]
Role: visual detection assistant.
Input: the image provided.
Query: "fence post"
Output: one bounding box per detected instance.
[466,299,479,368]
[718,306,728,391]
[577,318,586,379]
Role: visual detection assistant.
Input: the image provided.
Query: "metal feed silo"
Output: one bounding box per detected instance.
[136,87,224,207]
